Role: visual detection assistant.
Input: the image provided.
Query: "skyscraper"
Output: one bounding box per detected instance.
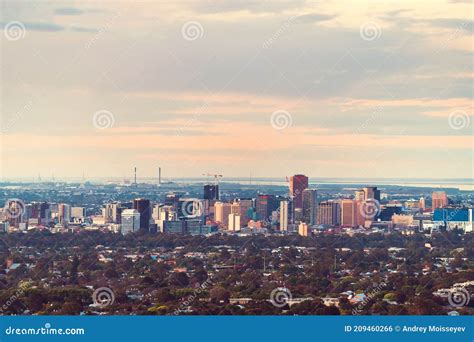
[419,197,426,210]
[103,202,122,224]
[255,195,279,221]
[214,202,232,227]
[339,199,356,227]
[132,198,151,232]
[302,189,318,226]
[289,174,308,210]
[432,191,448,209]
[121,209,140,235]
[203,184,219,200]
[58,203,71,226]
[228,213,241,231]
[362,187,381,202]
[280,200,289,231]
[317,200,340,226]
[231,199,252,225]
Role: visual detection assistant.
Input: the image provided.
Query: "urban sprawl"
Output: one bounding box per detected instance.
[0,174,472,315]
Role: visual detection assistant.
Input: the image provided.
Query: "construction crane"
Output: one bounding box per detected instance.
[202,173,223,186]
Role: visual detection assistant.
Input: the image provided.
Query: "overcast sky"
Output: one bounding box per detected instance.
[0,0,472,181]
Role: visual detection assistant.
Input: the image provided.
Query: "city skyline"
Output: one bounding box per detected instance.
[1,1,473,180]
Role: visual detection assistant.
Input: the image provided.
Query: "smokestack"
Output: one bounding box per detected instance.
[158,167,161,185]
[134,167,137,185]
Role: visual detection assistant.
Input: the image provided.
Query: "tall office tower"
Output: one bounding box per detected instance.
[228,213,241,231]
[256,194,279,221]
[58,203,71,226]
[29,202,41,220]
[302,189,318,225]
[155,205,177,232]
[103,203,122,223]
[132,198,151,232]
[317,200,340,226]
[340,199,356,227]
[203,184,219,200]
[71,207,85,220]
[280,200,289,231]
[289,174,309,210]
[298,222,310,236]
[164,193,179,212]
[39,202,50,225]
[231,199,253,225]
[432,191,448,209]
[362,187,381,202]
[419,197,426,210]
[121,209,140,235]
[214,202,232,227]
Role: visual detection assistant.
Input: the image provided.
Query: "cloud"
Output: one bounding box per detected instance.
[54,7,84,16]
[2,22,65,32]
[69,25,98,33]
[293,13,336,24]
[189,0,306,14]
[426,18,474,34]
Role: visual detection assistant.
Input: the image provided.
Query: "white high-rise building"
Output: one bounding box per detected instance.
[228,213,241,231]
[121,209,140,235]
[58,204,71,225]
[280,200,289,231]
[71,207,85,219]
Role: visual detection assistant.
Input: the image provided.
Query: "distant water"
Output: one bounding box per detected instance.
[2,177,473,191]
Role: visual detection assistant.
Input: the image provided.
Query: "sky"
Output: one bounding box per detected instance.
[0,0,473,181]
